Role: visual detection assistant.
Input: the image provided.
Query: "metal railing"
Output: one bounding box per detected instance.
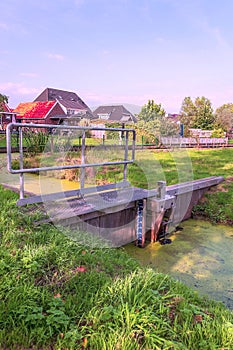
[6,122,136,200]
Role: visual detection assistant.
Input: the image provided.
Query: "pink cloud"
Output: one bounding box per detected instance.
[47,53,65,61]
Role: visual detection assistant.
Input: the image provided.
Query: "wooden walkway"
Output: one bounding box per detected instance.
[45,187,154,221]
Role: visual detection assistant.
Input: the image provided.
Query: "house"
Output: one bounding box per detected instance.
[0,102,16,130]
[92,105,137,123]
[189,129,214,138]
[226,128,233,139]
[166,113,180,123]
[34,87,94,120]
[13,101,66,126]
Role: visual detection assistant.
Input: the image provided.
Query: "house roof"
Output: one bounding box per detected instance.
[50,110,94,120]
[34,87,93,115]
[167,113,180,123]
[57,99,88,110]
[93,105,137,123]
[14,101,58,119]
[0,102,11,113]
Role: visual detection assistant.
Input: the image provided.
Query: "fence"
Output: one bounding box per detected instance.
[160,137,228,148]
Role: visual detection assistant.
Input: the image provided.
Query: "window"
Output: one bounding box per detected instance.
[67,109,76,115]
[121,116,130,122]
[98,113,109,120]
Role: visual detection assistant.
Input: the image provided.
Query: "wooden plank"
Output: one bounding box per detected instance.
[98,208,137,247]
[47,204,138,247]
[42,187,152,222]
[166,176,224,196]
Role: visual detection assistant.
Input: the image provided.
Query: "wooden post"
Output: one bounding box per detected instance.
[151,209,165,243]
[141,199,147,247]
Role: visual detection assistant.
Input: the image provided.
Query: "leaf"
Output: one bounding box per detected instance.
[82,337,88,348]
[54,293,61,299]
[75,266,87,273]
[193,314,203,324]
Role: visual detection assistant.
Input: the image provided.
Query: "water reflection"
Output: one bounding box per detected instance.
[125,219,233,310]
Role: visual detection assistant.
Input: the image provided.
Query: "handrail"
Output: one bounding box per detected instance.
[6,122,136,201]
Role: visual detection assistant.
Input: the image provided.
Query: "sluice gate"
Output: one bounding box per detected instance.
[6,123,224,247]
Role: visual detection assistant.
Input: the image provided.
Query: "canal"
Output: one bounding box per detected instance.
[125,219,233,310]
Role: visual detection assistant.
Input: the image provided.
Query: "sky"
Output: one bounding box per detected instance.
[1,0,233,113]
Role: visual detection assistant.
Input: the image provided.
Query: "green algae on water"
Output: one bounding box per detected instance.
[125,219,233,309]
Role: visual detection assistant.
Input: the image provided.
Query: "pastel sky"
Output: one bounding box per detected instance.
[1,0,233,113]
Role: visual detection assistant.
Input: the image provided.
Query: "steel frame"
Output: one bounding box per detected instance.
[6,122,136,200]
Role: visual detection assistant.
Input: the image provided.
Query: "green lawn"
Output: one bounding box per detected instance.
[133,148,233,185]
[96,148,233,224]
[133,148,233,223]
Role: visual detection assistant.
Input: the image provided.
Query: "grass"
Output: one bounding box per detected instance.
[1,147,233,348]
[0,133,19,148]
[0,187,139,348]
[80,270,233,350]
[94,147,233,223]
[0,178,233,349]
[128,148,233,224]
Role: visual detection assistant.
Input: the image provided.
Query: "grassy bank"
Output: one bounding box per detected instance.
[187,148,233,224]
[95,147,233,224]
[0,186,233,349]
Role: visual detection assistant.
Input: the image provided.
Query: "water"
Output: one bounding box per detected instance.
[125,219,233,309]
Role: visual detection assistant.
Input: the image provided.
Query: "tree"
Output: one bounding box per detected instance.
[136,100,179,143]
[211,128,225,138]
[137,99,166,122]
[180,96,215,134]
[135,120,160,144]
[215,103,233,132]
[0,93,9,112]
[195,96,215,130]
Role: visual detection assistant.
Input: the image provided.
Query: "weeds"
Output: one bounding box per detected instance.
[73,270,233,350]
[24,130,50,156]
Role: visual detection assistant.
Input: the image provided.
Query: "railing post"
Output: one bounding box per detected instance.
[124,130,129,181]
[6,124,12,172]
[80,129,85,189]
[132,130,136,161]
[157,181,166,199]
[19,126,24,199]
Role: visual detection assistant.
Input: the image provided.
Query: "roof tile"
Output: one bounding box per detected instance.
[14,101,56,119]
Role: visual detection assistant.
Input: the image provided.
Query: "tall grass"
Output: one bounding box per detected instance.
[79,270,233,350]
